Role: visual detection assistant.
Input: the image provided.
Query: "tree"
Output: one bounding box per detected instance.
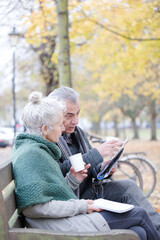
[24,0,72,87]
[31,39,59,95]
[69,0,160,139]
[118,94,146,139]
[3,0,160,137]
[56,0,72,86]
[24,0,59,94]
[148,99,157,140]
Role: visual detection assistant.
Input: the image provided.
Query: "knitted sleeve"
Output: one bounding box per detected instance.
[65,172,81,190]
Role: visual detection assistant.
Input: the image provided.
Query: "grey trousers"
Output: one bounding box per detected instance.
[81,178,160,235]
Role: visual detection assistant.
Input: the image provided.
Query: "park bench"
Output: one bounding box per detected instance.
[0,158,140,240]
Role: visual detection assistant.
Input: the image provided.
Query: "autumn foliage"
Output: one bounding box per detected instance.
[24,0,160,138]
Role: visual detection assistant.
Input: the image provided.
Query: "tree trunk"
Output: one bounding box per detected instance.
[91,121,101,135]
[56,0,72,87]
[113,115,119,137]
[104,121,108,136]
[149,100,157,140]
[32,39,58,95]
[132,118,139,139]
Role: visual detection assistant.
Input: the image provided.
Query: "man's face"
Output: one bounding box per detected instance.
[63,100,80,134]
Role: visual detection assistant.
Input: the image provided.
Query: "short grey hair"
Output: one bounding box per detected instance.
[48,86,79,104]
[22,91,65,136]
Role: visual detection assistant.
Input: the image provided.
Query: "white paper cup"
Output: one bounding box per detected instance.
[69,153,85,172]
[106,136,119,142]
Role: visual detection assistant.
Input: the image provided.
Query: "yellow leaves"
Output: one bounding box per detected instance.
[98,78,131,102]
[138,79,160,100]
[103,108,122,122]
[70,0,160,109]
[22,0,160,110]
[51,52,58,64]
[24,0,57,45]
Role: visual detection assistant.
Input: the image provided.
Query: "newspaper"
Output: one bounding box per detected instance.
[97,138,128,180]
[93,198,134,213]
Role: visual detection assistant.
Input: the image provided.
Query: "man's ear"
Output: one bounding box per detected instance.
[42,125,48,136]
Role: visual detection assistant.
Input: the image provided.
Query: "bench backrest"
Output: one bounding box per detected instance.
[0,159,24,240]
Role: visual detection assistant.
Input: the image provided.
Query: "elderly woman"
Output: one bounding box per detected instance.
[12,92,160,240]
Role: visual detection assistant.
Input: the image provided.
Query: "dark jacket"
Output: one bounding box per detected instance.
[57,126,103,199]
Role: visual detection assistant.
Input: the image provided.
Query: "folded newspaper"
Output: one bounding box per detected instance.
[93,198,134,213]
[97,138,128,180]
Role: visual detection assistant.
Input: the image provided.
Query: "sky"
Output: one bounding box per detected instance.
[0,26,13,93]
[0,0,29,93]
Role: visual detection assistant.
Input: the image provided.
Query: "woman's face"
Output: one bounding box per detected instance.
[44,113,65,143]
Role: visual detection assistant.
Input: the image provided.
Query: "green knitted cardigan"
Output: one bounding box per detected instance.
[12,133,77,212]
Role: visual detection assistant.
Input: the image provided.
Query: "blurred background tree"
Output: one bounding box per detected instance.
[1,0,160,140]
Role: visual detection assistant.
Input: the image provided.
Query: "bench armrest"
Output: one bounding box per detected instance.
[9,228,140,240]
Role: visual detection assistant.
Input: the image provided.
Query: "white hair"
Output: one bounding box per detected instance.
[22,91,65,136]
[48,86,79,104]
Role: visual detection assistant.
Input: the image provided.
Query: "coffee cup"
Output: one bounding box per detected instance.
[69,153,85,172]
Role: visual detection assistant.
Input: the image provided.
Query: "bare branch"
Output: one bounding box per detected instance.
[80,10,160,41]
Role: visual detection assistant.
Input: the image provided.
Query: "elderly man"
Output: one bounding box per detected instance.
[48,86,160,234]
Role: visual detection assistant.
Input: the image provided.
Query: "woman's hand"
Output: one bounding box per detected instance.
[86,199,102,213]
[70,163,91,182]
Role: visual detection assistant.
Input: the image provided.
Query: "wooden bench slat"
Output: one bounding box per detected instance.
[4,190,17,221]
[2,180,15,201]
[8,209,20,229]
[2,176,19,225]
[9,228,140,240]
[0,194,9,240]
[0,160,13,191]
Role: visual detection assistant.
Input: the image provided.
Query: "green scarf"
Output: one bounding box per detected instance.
[12,133,77,212]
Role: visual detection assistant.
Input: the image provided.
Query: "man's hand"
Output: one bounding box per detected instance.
[70,163,91,182]
[109,162,117,174]
[96,139,124,159]
[86,199,102,213]
[101,160,118,175]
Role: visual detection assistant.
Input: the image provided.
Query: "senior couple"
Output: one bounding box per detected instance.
[12,87,160,240]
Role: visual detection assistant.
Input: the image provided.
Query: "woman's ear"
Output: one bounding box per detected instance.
[41,125,48,136]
